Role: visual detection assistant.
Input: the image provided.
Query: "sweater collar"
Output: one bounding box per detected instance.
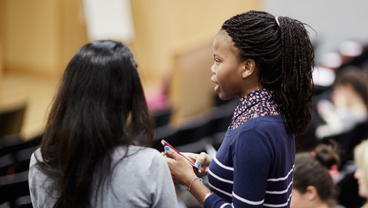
[231,88,276,122]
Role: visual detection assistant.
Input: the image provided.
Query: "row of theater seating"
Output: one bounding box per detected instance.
[0,134,41,208]
[151,97,238,155]
[0,102,31,208]
[0,95,237,208]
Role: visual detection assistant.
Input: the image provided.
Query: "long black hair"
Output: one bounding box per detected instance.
[36,40,154,207]
[221,10,315,138]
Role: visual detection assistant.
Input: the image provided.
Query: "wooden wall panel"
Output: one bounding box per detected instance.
[1,0,61,76]
[0,0,259,79]
[130,0,260,86]
[170,41,215,121]
[0,0,88,77]
[0,0,4,80]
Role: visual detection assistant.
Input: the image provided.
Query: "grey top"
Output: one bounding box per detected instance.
[29,146,178,208]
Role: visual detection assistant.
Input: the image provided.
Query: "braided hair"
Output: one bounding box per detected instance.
[221,10,315,138]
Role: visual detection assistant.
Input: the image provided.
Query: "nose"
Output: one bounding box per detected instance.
[211,63,216,73]
[354,168,361,179]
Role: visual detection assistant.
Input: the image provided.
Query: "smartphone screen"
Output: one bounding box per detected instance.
[161,139,199,172]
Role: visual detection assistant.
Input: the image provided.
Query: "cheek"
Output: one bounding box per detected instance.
[290,189,305,208]
[216,64,237,84]
[215,68,228,87]
[355,169,368,198]
[331,88,348,107]
[360,174,368,198]
[290,196,299,208]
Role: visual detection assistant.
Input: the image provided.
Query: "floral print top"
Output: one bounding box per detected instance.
[229,88,280,129]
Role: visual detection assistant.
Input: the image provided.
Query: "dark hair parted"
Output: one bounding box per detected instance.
[293,144,340,204]
[36,40,154,208]
[221,10,315,138]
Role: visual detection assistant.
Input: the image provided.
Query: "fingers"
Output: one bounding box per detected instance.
[164,146,180,160]
[182,153,198,163]
[195,152,209,168]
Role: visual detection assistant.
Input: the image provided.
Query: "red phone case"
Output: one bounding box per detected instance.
[161,139,199,172]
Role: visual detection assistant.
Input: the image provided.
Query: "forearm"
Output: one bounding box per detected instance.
[184,177,212,207]
[163,148,213,206]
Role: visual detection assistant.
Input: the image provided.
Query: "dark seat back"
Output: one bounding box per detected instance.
[0,135,41,208]
[0,104,27,138]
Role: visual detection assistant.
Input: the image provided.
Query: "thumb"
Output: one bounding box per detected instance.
[164,146,181,160]
[195,152,208,167]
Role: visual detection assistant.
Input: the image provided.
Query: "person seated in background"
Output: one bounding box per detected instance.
[28,40,178,208]
[316,67,368,139]
[354,140,368,208]
[290,143,345,208]
[145,72,172,113]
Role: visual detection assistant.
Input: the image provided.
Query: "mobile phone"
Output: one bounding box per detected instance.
[161,139,199,172]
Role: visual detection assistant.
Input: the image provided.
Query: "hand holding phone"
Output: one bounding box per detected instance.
[161,139,199,172]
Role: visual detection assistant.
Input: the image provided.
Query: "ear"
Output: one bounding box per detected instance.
[305,186,318,201]
[242,59,256,79]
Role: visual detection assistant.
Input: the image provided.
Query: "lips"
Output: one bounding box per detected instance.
[211,76,219,92]
[214,84,219,92]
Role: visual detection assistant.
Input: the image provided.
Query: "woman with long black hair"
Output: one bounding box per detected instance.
[29,40,178,208]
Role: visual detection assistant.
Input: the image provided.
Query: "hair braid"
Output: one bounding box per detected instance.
[222,10,315,138]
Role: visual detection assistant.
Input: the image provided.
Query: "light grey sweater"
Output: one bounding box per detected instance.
[29,146,178,208]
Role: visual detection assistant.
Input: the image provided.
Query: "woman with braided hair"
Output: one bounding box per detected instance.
[163,10,314,207]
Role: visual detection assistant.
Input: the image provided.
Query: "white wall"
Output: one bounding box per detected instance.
[263,0,368,64]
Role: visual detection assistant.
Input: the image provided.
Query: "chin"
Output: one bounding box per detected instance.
[218,95,230,100]
[218,94,236,101]
[358,190,368,199]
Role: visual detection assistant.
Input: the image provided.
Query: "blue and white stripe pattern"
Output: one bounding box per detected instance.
[204,115,295,208]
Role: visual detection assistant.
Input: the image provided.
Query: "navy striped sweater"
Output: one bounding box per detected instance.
[205,115,295,208]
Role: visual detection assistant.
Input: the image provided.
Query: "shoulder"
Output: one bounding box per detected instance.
[114,145,161,156]
[29,148,42,168]
[129,146,163,160]
[241,115,285,130]
[232,115,287,139]
[231,115,293,154]
[112,146,167,169]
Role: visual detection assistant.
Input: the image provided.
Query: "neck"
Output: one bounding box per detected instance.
[240,81,263,98]
[310,199,330,208]
[315,204,329,208]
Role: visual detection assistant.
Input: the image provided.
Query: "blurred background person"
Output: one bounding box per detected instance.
[291,143,344,208]
[316,67,368,139]
[354,140,368,208]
